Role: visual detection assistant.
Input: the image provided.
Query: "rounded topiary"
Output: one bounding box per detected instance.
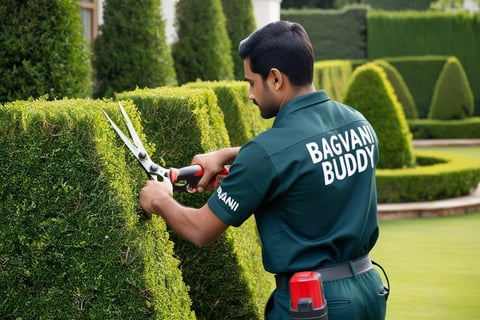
[93,0,177,98]
[428,56,474,120]
[172,0,234,84]
[373,59,418,119]
[0,0,92,102]
[343,63,415,169]
[221,0,257,80]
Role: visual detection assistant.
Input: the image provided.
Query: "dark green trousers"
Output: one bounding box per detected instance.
[265,269,387,320]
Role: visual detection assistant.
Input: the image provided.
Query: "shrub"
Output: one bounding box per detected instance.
[93,0,177,98]
[314,59,353,102]
[409,118,480,139]
[428,56,474,120]
[172,0,234,84]
[221,0,257,80]
[373,59,418,119]
[0,0,92,103]
[0,99,194,319]
[116,87,274,319]
[184,80,272,146]
[343,63,415,169]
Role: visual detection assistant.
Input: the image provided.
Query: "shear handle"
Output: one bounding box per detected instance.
[170,165,229,193]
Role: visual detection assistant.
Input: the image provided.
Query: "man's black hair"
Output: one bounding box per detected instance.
[238,20,314,86]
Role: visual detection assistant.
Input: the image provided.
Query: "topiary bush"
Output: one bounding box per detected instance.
[313,59,353,102]
[116,87,274,320]
[184,80,272,146]
[0,0,92,103]
[221,0,257,80]
[0,99,194,319]
[373,59,418,119]
[93,0,177,98]
[344,62,415,169]
[428,56,474,120]
[172,0,234,84]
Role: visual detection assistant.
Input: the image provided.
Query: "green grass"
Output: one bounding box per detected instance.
[372,144,480,319]
[371,213,480,319]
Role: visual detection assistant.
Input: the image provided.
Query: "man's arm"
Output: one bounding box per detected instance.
[192,147,240,192]
[139,179,228,247]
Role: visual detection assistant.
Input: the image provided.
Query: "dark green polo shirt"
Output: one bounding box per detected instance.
[208,90,380,274]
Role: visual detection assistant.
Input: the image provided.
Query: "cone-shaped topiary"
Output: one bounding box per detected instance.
[221,0,257,80]
[172,0,234,84]
[373,59,418,119]
[93,0,177,98]
[0,0,92,102]
[344,63,415,169]
[428,56,474,120]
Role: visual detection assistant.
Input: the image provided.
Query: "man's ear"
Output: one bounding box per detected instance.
[269,68,283,89]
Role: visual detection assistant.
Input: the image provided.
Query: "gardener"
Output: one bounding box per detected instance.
[139,20,388,320]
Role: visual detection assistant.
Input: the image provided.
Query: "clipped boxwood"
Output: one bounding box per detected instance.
[344,62,415,169]
[408,117,480,139]
[313,59,353,102]
[373,59,418,119]
[0,99,194,319]
[377,150,480,203]
[116,87,274,320]
[184,80,273,146]
[428,56,474,120]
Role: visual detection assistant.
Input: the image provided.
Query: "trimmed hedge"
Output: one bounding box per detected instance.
[0,0,92,103]
[184,80,273,146]
[372,59,418,119]
[429,56,474,120]
[172,0,234,85]
[0,99,194,319]
[313,59,353,102]
[408,118,480,139]
[344,63,415,169]
[377,150,480,203]
[116,87,274,320]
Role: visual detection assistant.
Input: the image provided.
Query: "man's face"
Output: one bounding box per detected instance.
[243,59,279,119]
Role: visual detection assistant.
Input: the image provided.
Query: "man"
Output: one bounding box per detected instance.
[139,21,387,320]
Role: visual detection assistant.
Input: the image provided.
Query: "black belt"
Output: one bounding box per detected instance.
[275,256,373,291]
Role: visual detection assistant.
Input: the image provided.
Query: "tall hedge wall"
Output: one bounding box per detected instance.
[0,99,194,319]
[367,11,480,116]
[116,87,274,320]
[281,6,368,60]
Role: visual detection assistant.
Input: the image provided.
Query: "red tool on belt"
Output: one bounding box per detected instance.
[289,271,328,320]
[103,102,229,193]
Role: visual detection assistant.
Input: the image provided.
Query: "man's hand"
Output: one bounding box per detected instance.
[192,147,240,192]
[139,179,173,218]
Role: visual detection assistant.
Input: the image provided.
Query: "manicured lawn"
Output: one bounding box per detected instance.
[371,212,480,319]
[415,146,480,161]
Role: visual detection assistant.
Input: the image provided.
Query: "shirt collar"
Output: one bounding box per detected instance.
[273,90,330,126]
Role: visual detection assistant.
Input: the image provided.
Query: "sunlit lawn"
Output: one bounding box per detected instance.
[371,213,480,319]
[371,145,480,319]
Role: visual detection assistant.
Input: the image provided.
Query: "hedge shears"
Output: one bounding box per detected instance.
[103,102,228,193]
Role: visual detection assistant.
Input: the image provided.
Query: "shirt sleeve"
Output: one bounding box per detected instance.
[207,140,276,227]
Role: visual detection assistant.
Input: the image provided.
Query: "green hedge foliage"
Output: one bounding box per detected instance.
[313,60,353,102]
[281,6,368,60]
[172,0,234,85]
[408,118,480,139]
[92,0,177,98]
[372,59,418,119]
[184,80,273,146]
[221,0,257,80]
[116,87,274,320]
[0,0,92,103]
[429,56,474,120]
[367,11,480,116]
[377,150,480,203]
[0,99,194,319]
[344,63,415,169]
